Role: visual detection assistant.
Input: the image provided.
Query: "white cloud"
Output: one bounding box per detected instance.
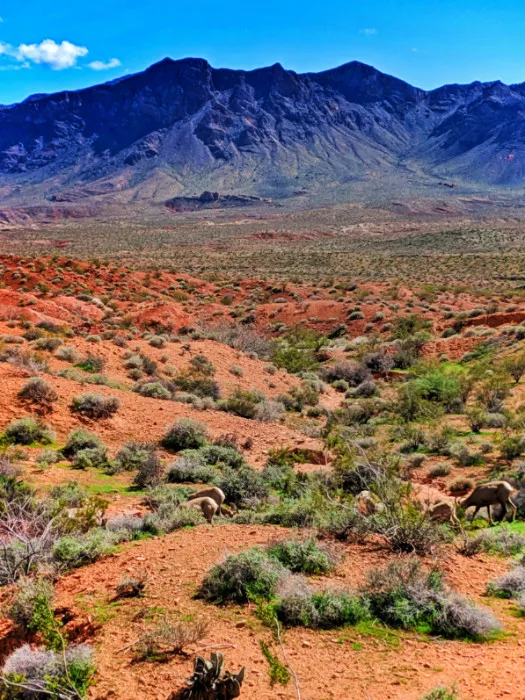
[88,58,121,71]
[412,48,420,53]
[16,39,88,70]
[360,28,377,36]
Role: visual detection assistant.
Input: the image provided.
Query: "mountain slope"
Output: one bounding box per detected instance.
[0,57,524,205]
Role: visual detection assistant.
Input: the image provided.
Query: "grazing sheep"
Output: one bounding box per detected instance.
[428,501,460,526]
[180,497,218,524]
[187,486,225,515]
[459,480,517,525]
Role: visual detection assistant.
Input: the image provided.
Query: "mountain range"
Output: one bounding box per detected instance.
[1,57,525,206]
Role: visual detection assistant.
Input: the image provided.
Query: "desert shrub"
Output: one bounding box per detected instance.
[75,354,106,374]
[428,464,451,479]
[363,559,499,639]
[476,375,511,413]
[218,467,269,506]
[197,445,246,470]
[72,446,108,470]
[420,688,458,700]
[448,477,475,493]
[54,345,80,363]
[487,565,525,598]
[173,372,221,400]
[166,455,220,485]
[33,337,63,352]
[503,353,525,384]
[480,528,525,557]
[254,400,285,423]
[135,617,209,659]
[35,449,60,467]
[148,335,166,349]
[115,574,146,599]
[219,389,263,419]
[2,644,95,698]
[52,530,115,570]
[133,452,163,490]
[105,513,146,540]
[372,498,448,555]
[18,377,58,410]
[49,482,88,508]
[271,331,324,374]
[142,485,191,510]
[5,418,54,445]
[7,577,55,629]
[363,351,395,374]
[266,539,337,575]
[354,380,378,398]
[116,442,154,472]
[466,407,486,433]
[277,583,369,629]
[322,361,370,387]
[61,429,107,461]
[142,505,203,535]
[500,436,525,463]
[161,419,208,451]
[71,393,119,419]
[199,549,287,604]
[134,381,172,400]
[391,315,432,340]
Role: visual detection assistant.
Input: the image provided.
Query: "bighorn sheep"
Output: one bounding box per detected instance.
[187,486,225,515]
[180,497,218,524]
[428,501,460,526]
[459,480,517,525]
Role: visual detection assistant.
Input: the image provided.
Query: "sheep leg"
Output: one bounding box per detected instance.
[486,504,493,526]
[471,506,480,522]
[499,500,508,523]
[509,497,517,522]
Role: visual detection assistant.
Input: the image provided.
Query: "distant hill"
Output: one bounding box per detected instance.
[1,57,525,206]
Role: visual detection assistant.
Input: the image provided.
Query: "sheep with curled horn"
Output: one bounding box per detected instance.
[458,480,517,526]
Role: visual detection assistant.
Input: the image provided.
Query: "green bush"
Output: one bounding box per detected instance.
[116,442,154,471]
[420,688,458,700]
[133,452,163,489]
[277,586,369,629]
[166,455,219,484]
[134,381,172,400]
[161,419,208,451]
[61,429,107,461]
[52,530,115,570]
[266,538,336,575]
[4,418,54,445]
[142,504,203,534]
[218,467,269,506]
[363,559,499,639]
[199,549,287,604]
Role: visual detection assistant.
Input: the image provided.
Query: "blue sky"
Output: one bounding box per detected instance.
[1,0,525,103]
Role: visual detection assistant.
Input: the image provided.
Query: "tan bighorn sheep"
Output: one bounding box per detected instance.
[459,480,517,525]
[428,501,460,526]
[187,486,225,515]
[180,497,218,524]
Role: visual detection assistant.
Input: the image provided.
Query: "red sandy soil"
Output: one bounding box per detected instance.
[3,525,512,700]
[0,363,321,469]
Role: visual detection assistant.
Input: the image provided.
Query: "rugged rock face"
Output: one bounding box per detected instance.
[165,191,272,212]
[1,56,525,203]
